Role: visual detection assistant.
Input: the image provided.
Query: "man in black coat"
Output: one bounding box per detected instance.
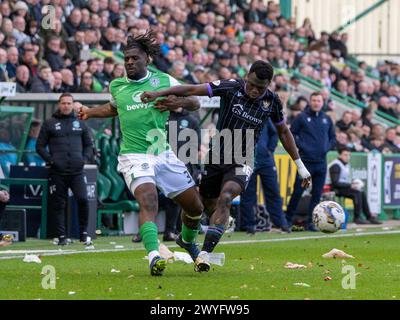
[36,93,94,246]
[44,36,65,72]
[30,65,52,93]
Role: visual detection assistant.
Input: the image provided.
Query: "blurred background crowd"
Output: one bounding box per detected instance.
[0,0,399,154]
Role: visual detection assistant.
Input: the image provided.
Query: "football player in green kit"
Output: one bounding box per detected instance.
[78,31,209,276]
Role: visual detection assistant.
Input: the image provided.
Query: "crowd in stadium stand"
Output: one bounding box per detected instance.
[0,0,399,154]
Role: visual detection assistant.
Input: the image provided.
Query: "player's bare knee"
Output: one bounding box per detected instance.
[139,191,158,213]
[217,191,234,209]
[192,200,204,216]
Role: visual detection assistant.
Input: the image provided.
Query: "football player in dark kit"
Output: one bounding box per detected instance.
[142,60,311,271]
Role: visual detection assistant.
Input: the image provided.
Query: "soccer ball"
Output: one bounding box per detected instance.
[312,201,345,233]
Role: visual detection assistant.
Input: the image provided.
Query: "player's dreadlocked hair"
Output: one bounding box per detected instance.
[125,30,161,59]
[249,60,274,82]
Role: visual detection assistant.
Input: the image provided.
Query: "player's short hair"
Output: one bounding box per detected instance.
[104,57,115,65]
[249,60,274,82]
[59,92,74,102]
[310,91,323,99]
[125,30,161,59]
[338,146,351,154]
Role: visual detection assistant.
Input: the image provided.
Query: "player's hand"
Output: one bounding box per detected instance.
[299,167,312,188]
[78,105,90,120]
[295,159,311,188]
[141,91,160,103]
[154,95,182,112]
[73,101,83,112]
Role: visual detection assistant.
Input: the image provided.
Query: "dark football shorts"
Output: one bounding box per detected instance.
[199,163,253,199]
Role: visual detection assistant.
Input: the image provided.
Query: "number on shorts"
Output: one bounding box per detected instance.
[242,165,253,182]
[184,170,193,184]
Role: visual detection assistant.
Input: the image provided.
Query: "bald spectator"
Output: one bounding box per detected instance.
[5,46,19,79]
[336,79,349,96]
[15,65,31,93]
[11,16,30,46]
[351,109,362,128]
[31,65,52,93]
[44,36,65,72]
[64,8,83,37]
[0,48,9,81]
[356,81,370,104]
[60,68,75,92]
[52,71,63,93]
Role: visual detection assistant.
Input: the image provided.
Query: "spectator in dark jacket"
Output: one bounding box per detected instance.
[15,65,31,93]
[36,93,94,246]
[5,46,19,79]
[100,27,116,51]
[64,8,84,37]
[60,68,76,93]
[336,110,353,132]
[385,128,400,153]
[286,92,336,231]
[44,36,65,72]
[31,65,52,93]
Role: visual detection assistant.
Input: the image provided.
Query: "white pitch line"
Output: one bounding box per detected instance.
[0,249,77,255]
[0,229,399,261]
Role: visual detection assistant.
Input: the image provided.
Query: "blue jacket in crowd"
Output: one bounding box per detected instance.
[290,106,336,163]
[255,119,278,169]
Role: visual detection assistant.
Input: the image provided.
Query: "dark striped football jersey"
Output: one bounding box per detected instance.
[206,78,284,165]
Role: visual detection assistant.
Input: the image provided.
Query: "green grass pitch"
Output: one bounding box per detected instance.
[1,228,399,300]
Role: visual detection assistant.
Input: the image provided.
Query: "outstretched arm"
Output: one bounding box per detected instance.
[155,95,200,112]
[77,102,118,120]
[275,122,312,188]
[141,84,209,103]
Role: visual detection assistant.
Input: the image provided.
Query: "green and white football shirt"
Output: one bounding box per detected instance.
[109,70,180,155]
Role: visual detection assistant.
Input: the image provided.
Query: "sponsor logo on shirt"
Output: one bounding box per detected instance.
[232,104,263,125]
[141,163,150,170]
[72,121,82,131]
[132,91,144,103]
[180,119,189,128]
[127,91,151,110]
[232,103,244,115]
[55,123,61,130]
[150,78,160,87]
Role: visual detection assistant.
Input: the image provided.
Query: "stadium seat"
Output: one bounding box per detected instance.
[96,172,139,233]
